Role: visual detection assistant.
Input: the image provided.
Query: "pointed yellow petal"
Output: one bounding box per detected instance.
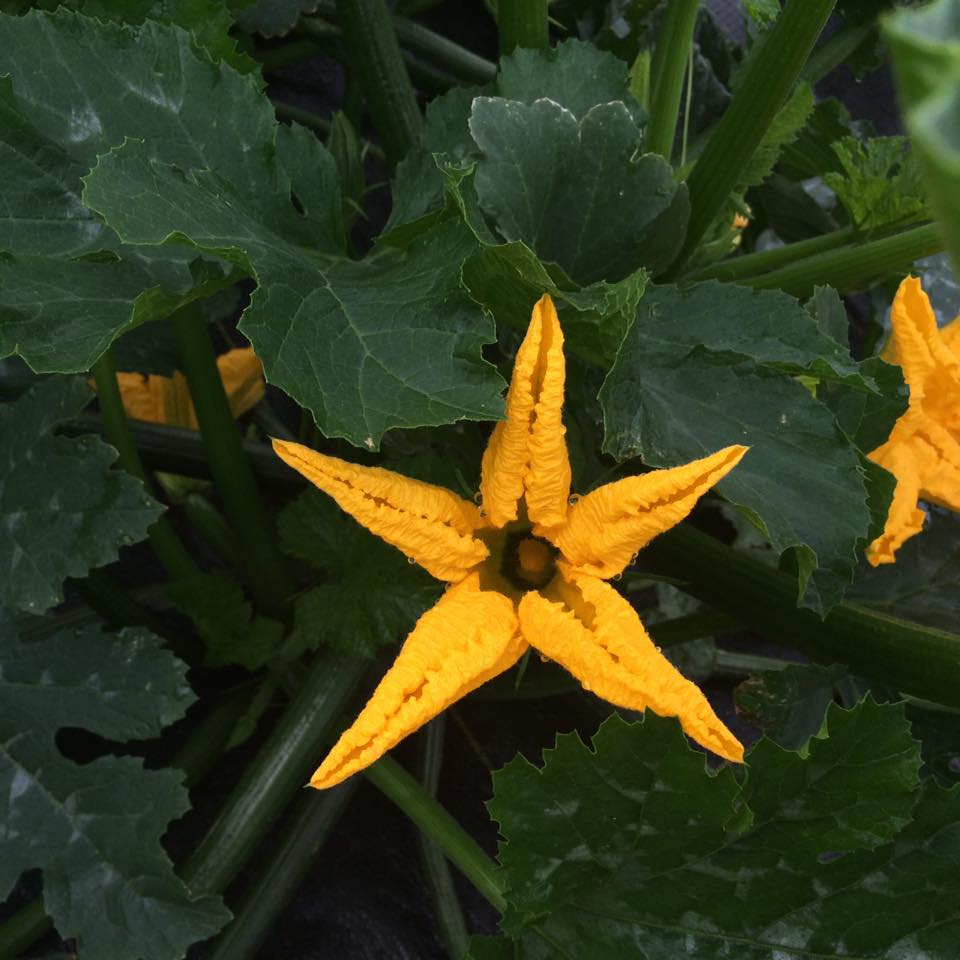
[866,431,927,566]
[885,276,960,396]
[273,439,488,582]
[867,407,960,564]
[518,572,743,762]
[479,295,571,529]
[217,347,265,419]
[311,583,525,788]
[555,445,748,579]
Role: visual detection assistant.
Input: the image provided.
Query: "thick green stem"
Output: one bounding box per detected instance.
[365,755,507,913]
[65,413,297,490]
[802,21,876,84]
[744,221,943,297]
[392,14,495,84]
[311,2,494,84]
[202,783,357,960]
[180,650,368,896]
[646,0,700,160]
[641,524,960,707]
[333,0,422,164]
[172,685,258,790]
[170,304,291,616]
[714,649,794,676]
[91,350,200,581]
[497,0,548,55]
[668,0,836,273]
[417,717,469,959]
[0,900,51,959]
[687,226,857,282]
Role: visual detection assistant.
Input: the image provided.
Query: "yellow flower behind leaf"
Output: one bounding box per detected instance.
[113,347,264,430]
[274,296,749,789]
[867,277,960,565]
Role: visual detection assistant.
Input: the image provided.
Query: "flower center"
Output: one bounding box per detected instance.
[502,531,557,591]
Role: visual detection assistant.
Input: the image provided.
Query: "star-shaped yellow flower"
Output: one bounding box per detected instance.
[111,347,264,430]
[274,296,748,789]
[866,277,960,566]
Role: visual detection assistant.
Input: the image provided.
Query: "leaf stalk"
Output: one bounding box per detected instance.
[170,304,292,617]
[669,0,836,272]
[646,0,700,161]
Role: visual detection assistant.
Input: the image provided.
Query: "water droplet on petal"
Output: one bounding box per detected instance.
[479,508,487,518]
[568,494,581,505]
[613,572,623,581]
[538,654,550,664]
[473,491,483,504]
[407,557,417,565]
[655,646,662,653]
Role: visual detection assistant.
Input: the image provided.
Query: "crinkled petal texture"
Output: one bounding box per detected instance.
[555,446,749,579]
[867,411,960,564]
[882,277,960,396]
[217,347,265,420]
[519,572,743,762]
[311,581,526,789]
[273,440,488,582]
[480,294,571,531]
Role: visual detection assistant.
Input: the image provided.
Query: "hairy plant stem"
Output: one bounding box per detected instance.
[668,0,836,273]
[498,0,549,55]
[180,650,368,896]
[687,226,857,282]
[743,221,942,297]
[641,524,960,707]
[366,755,507,913]
[417,717,470,958]
[170,304,291,617]
[202,783,358,960]
[646,0,699,160]
[91,349,200,581]
[0,899,49,959]
[802,20,876,84]
[333,0,422,164]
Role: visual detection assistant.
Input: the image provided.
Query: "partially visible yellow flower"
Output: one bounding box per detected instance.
[113,347,264,430]
[731,213,749,231]
[867,277,960,565]
[274,296,749,789]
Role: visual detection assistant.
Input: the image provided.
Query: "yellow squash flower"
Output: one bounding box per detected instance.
[274,296,749,789]
[867,277,960,565]
[113,347,264,430]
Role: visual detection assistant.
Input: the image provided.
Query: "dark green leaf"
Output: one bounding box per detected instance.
[822,355,907,453]
[495,39,636,119]
[805,285,849,346]
[490,701,926,958]
[0,377,162,614]
[169,572,285,670]
[470,97,679,285]
[600,283,873,613]
[78,0,258,72]
[237,0,321,37]
[735,662,853,750]
[279,489,441,657]
[0,624,229,958]
[0,12,241,372]
[849,510,960,633]
[73,17,505,447]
